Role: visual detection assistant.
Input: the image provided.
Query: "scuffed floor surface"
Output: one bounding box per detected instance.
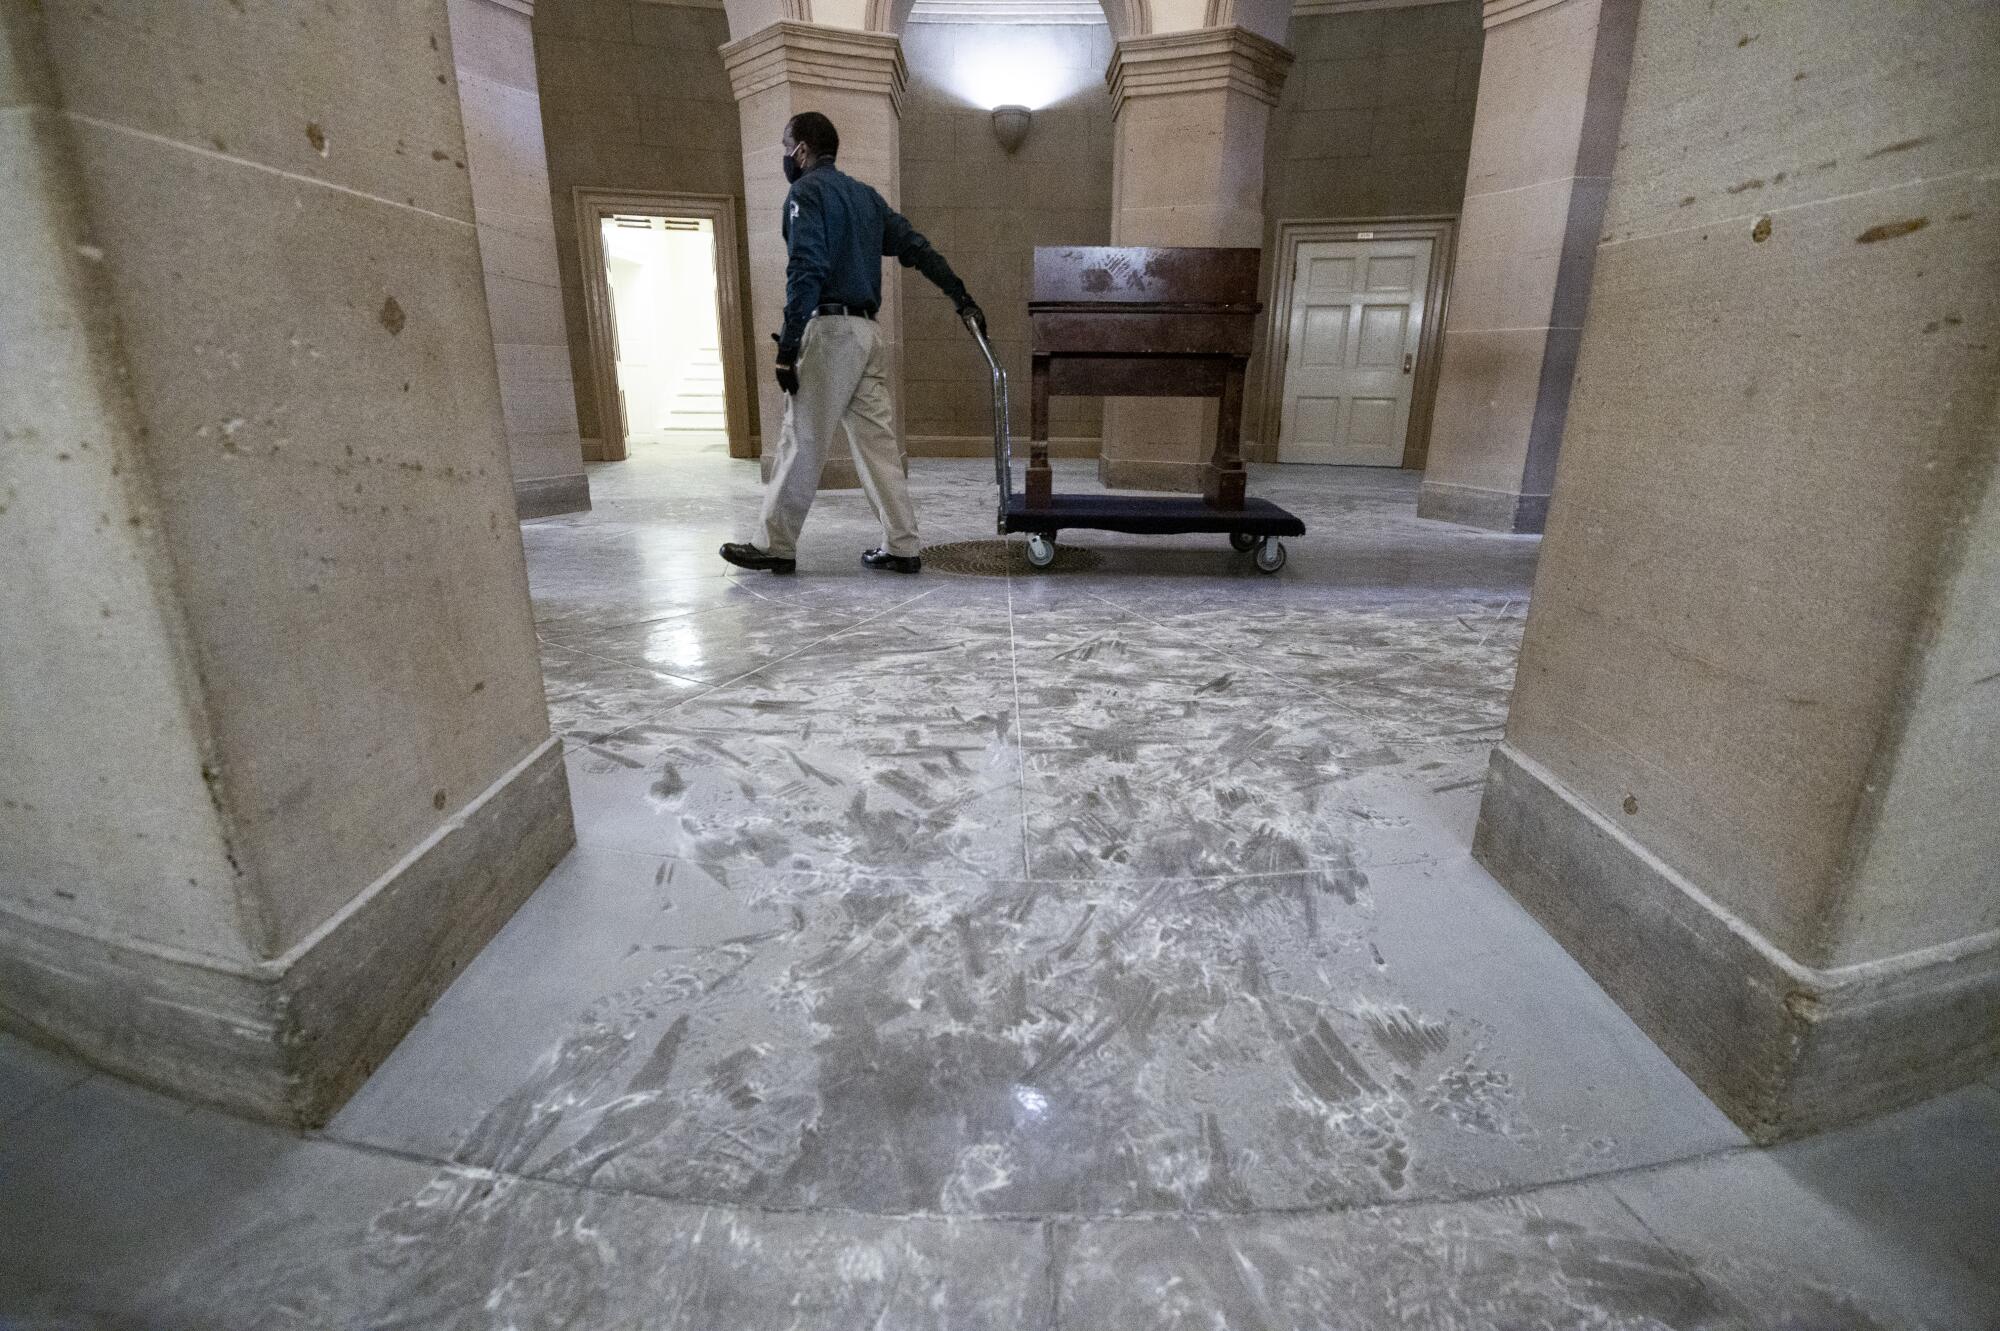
[4,444,1998,1329]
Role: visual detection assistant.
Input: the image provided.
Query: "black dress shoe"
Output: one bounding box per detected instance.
[720,542,796,573]
[861,548,922,574]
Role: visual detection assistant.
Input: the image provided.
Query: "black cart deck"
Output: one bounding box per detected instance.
[1001,493,1306,540]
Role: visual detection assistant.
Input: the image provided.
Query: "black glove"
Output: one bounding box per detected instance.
[957,300,987,337]
[771,331,801,395]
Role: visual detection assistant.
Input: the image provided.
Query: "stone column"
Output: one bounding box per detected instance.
[0,0,572,1124]
[723,21,907,491]
[1099,26,1292,491]
[1473,0,2000,1138]
[446,0,593,518]
[1416,0,1639,532]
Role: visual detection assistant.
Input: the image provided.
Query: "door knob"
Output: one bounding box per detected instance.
[1402,353,1414,374]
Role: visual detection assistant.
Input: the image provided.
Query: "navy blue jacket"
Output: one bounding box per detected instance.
[780,159,969,354]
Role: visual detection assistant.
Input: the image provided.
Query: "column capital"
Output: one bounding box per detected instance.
[1483,0,1574,27]
[721,21,908,114]
[1106,26,1294,118]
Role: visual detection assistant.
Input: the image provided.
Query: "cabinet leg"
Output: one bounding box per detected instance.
[1202,464,1246,509]
[1027,453,1054,506]
[1028,356,1054,507]
[1204,363,1248,509]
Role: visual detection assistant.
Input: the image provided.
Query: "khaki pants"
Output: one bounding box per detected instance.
[757,314,919,560]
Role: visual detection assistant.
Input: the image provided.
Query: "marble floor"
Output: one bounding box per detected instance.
[4,441,1998,1329]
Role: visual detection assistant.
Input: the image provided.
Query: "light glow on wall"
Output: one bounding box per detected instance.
[942,28,1100,111]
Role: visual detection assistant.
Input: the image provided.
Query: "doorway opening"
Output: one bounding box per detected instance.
[1263,218,1456,470]
[575,190,752,462]
[605,214,725,446]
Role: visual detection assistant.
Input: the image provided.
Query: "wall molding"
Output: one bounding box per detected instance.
[1414,478,1548,532]
[908,433,1100,459]
[1483,0,1574,27]
[572,189,756,463]
[1258,215,1457,470]
[513,473,592,520]
[721,21,909,113]
[1106,25,1294,116]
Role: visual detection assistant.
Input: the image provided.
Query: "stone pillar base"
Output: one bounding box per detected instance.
[1474,743,2000,1142]
[514,474,593,520]
[1415,480,1549,533]
[0,741,574,1127]
[1098,455,1205,492]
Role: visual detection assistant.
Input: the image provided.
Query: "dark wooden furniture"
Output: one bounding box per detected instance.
[1026,245,1263,509]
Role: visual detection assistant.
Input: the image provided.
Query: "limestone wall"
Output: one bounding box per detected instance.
[1249,0,1484,458]
[898,19,1116,455]
[1265,1,1482,226]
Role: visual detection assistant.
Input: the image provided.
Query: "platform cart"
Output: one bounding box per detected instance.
[962,245,1304,573]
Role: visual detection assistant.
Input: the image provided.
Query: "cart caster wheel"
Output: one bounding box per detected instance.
[1254,539,1287,573]
[1229,531,1259,554]
[1025,534,1057,568]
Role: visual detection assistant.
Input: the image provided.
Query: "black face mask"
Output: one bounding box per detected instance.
[782,149,803,184]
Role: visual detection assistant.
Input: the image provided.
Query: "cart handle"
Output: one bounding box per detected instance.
[962,311,1013,512]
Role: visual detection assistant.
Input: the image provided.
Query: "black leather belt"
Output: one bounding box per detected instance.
[814,303,876,319]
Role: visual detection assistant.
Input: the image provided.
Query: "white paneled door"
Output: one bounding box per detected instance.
[1277,237,1433,466]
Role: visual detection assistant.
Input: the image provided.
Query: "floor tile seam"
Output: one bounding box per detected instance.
[558,684,726,750]
[1004,568,1035,880]
[1070,588,1374,724]
[302,1125,1768,1231]
[566,584,949,749]
[0,1068,95,1135]
[537,592,874,665]
[559,683,732,752]
[1470,598,1524,651]
[553,841,1418,887]
[539,639,716,689]
[1041,1218,1065,1331]
[536,603,740,647]
[1011,728,1447,758]
[1601,1182,1741,1313]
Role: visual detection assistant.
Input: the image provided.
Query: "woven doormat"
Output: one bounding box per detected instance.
[919,539,1103,576]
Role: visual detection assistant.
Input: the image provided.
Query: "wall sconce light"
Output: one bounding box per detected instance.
[991,105,1032,154]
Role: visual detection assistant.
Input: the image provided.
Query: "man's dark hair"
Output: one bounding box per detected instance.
[785,111,839,160]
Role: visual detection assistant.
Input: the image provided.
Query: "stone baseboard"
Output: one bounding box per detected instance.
[0,739,574,1126]
[513,473,592,520]
[1474,743,2000,1141]
[760,452,861,490]
[1416,480,1549,534]
[907,434,1101,459]
[1098,455,1205,492]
